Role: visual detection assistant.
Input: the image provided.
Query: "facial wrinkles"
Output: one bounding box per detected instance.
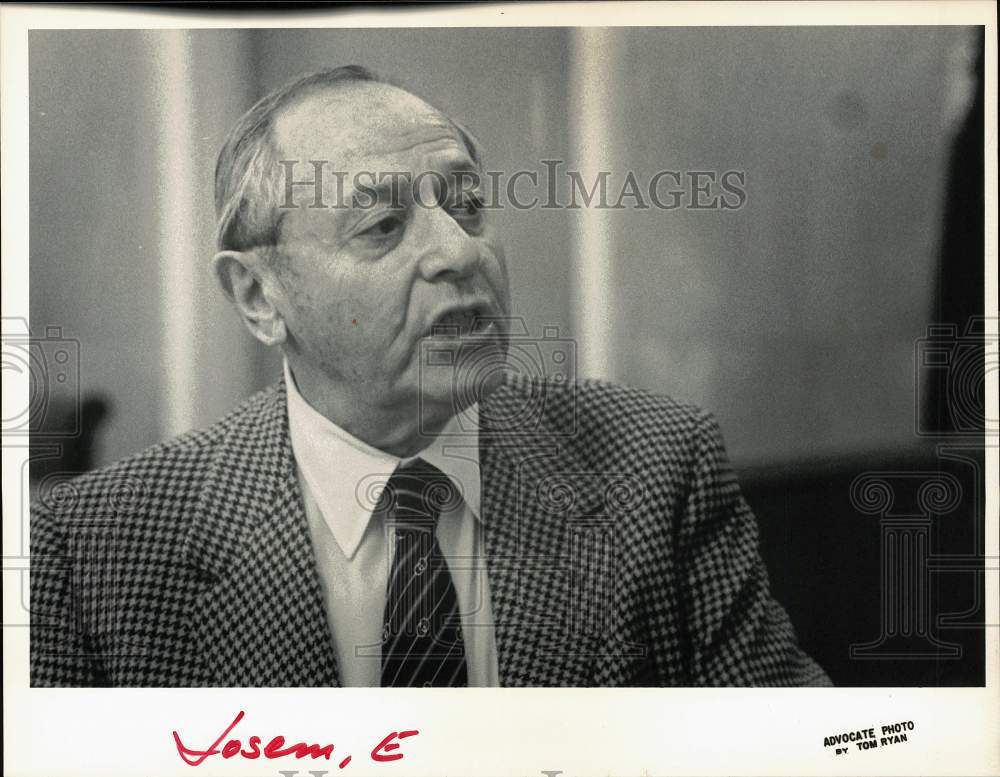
[379,201,490,388]
[342,137,472,206]
[350,110,460,154]
[278,136,474,254]
[277,84,461,169]
[271,87,501,400]
[275,86,476,223]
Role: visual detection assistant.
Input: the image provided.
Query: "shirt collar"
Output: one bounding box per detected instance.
[283,359,482,560]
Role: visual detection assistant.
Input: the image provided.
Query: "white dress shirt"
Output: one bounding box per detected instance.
[283,360,499,687]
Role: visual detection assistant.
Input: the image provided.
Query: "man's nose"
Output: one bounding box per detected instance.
[414,205,481,283]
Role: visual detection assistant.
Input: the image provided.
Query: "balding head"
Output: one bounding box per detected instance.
[213,66,482,257]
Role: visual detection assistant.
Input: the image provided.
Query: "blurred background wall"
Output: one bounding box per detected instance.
[27,27,986,685]
[608,27,974,463]
[30,26,979,468]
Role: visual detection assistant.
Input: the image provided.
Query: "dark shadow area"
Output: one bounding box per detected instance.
[925,30,985,436]
[745,446,985,687]
[29,394,111,482]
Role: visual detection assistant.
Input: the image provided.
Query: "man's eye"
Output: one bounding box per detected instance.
[358,215,404,239]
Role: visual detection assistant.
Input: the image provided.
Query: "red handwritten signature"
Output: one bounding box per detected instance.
[172,710,418,768]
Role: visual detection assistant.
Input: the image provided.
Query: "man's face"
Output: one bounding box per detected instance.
[269,83,511,423]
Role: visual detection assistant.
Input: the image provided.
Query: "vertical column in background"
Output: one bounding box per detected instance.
[145,31,260,438]
[147,31,196,438]
[569,28,622,383]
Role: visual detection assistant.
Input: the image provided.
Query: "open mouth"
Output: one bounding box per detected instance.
[426,307,497,338]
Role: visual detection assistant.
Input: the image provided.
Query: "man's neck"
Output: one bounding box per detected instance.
[283,359,456,459]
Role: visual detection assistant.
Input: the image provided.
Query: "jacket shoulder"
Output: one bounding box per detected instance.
[31,384,279,520]
[502,373,715,455]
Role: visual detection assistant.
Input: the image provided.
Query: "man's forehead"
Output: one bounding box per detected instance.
[272,82,471,168]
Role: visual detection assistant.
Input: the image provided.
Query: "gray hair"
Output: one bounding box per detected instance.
[213,65,483,255]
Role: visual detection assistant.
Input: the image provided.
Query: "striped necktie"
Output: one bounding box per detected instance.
[379,458,468,687]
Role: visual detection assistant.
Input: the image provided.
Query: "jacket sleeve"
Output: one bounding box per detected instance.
[30,501,107,687]
[676,412,832,686]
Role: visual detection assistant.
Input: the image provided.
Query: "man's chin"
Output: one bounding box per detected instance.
[414,353,506,422]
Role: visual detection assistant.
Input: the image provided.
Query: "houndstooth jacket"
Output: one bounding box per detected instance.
[30,376,832,687]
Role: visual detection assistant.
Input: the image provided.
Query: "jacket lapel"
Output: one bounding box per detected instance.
[180,378,642,688]
[480,382,634,687]
[183,382,340,687]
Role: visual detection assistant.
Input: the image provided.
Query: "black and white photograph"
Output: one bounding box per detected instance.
[2,2,997,776]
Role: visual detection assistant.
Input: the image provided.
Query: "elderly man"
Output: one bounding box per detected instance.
[30,66,830,687]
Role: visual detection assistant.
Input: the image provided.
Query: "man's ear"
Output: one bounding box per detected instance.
[211,250,288,347]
